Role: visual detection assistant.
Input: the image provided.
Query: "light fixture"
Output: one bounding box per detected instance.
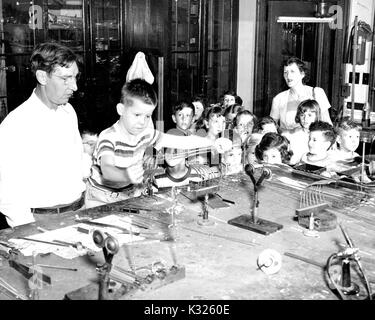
[277,16,335,23]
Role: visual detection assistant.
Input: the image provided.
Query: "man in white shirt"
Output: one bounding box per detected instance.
[0,43,86,229]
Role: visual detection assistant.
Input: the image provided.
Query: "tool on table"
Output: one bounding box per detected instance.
[76,216,140,235]
[181,178,220,227]
[92,229,119,300]
[284,252,325,269]
[17,237,70,247]
[26,263,78,272]
[28,252,40,300]
[8,259,51,285]
[0,276,29,300]
[0,241,19,259]
[326,223,373,300]
[257,249,282,275]
[228,164,283,235]
[53,239,87,251]
[296,182,337,235]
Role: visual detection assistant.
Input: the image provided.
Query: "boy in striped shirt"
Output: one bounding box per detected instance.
[85,79,232,208]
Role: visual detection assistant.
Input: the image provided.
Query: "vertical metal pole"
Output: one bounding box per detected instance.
[351,16,358,121]
[157,56,164,132]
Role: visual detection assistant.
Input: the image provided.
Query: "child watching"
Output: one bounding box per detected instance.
[283,99,321,164]
[224,103,243,129]
[85,79,231,208]
[190,95,207,133]
[221,90,237,109]
[255,132,293,165]
[168,100,195,136]
[233,110,256,145]
[193,106,226,166]
[81,129,98,180]
[253,116,280,135]
[334,119,360,160]
[300,121,336,168]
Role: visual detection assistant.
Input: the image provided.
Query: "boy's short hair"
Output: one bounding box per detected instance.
[309,121,337,145]
[120,79,157,107]
[255,132,293,163]
[30,42,82,76]
[295,99,321,124]
[172,100,195,117]
[253,116,280,133]
[233,110,256,128]
[336,118,361,134]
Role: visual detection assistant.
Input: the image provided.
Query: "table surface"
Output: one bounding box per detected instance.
[1,166,375,300]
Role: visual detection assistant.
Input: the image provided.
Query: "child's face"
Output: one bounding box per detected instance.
[300,110,316,130]
[261,123,278,134]
[308,131,331,156]
[262,147,282,164]
[223,146,243,174]
[236,114,254,137]
[223,94,235,107]
[205,114,225,136]
[172,107,194,131]
[82,133,98,156]
[117,97,155,135]
[192,101,204,121]
[338,128,360,152]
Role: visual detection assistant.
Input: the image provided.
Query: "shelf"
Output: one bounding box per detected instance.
[277,16,335,23]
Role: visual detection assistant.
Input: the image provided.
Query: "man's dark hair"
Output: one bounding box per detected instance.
[30,42,82,75]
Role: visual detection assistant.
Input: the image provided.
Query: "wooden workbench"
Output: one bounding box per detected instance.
[1,168,374,300]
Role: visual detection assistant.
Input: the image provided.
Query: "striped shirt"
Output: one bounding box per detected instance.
[153,166,203,190]
[89,120,164,190]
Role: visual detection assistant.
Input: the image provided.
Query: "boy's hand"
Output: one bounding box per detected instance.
[214,138,233,154]
[125,163,144,184]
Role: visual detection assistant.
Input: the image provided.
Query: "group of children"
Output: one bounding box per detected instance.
[80,81,374,209]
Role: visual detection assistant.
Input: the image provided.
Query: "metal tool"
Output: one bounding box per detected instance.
[0,277,28,300]
[8,259,51,285]
[326,223,373,300]
[228,164,283,235]
[76,217,140,235]
[296,182,337,234]
[52,239,87,251]
[26,263,78,272]
[17,237,69,247]
[92,230,120,300]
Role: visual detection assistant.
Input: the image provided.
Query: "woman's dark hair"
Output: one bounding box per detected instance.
[295,99,321,124]
[255,132,293,163]
[283,56,309,84]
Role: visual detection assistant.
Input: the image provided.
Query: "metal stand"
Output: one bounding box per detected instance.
[197,193,215,226]
[93,230,119,300]
[228,165,283,235]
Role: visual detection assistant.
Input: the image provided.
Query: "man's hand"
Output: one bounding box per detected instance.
[214,138,233,154]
